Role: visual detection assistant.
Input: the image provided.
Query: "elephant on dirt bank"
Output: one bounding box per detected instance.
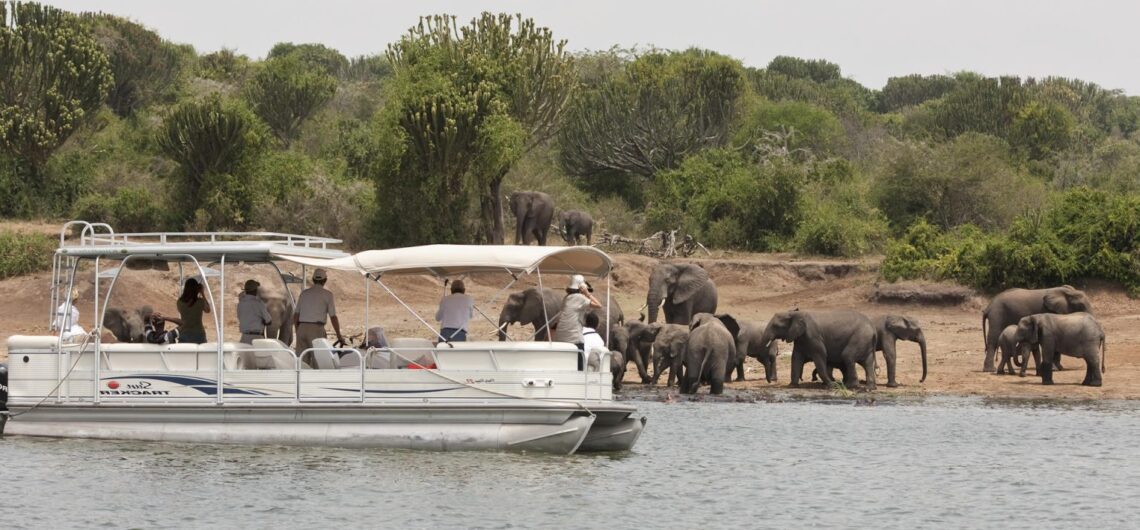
[1015,313,1106,386]
[103,306,155,342]
[498,287,624,343]
[982,286,1092,372]
[872,315,928,387]
[646,323,690,387]
[509,191,555,246]
[732,319,780,382]
[258,287,294,346]
[621,320,654,383]
[558,210,594,246]
[760,310,877,390]
[682,313,739,395]
[995,324,1037,377]
[645,262,717,325]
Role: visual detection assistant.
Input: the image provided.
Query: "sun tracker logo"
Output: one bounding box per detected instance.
[107,380,120,389]
[101,380,170,396]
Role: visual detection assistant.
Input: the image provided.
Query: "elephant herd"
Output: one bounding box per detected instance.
[499,261,1108,395]
[508,190,594,246]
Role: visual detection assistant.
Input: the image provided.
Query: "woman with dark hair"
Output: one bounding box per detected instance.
[160,277,212,344]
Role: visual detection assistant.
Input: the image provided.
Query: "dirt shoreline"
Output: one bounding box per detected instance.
[2,236,1137,401]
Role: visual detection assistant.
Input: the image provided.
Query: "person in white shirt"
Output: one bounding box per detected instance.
[553,274,601,369]
[581,311,608,371]
[435,280,474,342]
[54,288,86,341]
[236,279,272,344]
[293,268,344,365]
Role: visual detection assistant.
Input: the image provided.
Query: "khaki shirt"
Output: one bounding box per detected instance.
[295,285,336,324]
[554,293,590,344]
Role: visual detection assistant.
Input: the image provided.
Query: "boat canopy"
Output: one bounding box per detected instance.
[272,245,613,279]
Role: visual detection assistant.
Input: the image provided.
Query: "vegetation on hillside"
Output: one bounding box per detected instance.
[2,2,1139,293]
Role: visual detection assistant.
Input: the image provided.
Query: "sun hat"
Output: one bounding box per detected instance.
[313,268,328,281]
[568,274,586,290]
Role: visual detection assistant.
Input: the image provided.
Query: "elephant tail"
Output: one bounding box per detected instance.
[981,310,988,350]
[1101,336,1107,374]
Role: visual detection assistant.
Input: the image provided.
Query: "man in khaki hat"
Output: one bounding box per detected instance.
[237,279,272,344]
[293,268,344,364]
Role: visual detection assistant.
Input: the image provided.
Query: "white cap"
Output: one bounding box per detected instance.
[313,268,328,281]
[568,274,586,290]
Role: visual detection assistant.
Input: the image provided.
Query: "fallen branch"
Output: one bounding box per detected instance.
[596,229,711,258]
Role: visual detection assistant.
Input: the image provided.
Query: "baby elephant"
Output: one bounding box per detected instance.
[682,313,739,395]
[610,350,626,392]
[558,210,594,246]
[1014,313,1106,386]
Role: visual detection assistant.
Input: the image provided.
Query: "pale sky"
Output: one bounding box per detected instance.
[46,0,1140,94]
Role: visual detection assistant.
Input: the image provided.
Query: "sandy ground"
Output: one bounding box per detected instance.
[2,231,1137,401]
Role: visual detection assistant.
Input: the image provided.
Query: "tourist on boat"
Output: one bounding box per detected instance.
[144,312,179,344]
[237,279,272,344]
[435,279,474,342]
[294,268,345,363]
[582,311,608,371]
[553,274,602,368]
[168,277,211,344]
[53,288,86,341]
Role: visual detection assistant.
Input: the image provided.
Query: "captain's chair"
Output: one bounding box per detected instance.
[309,338,340,370]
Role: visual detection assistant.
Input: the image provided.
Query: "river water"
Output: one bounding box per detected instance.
[2,397,1138,529]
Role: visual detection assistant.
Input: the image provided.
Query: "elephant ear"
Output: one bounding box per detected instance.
[716,313,740,339]
[884,315,907,334]
[1043,290,1068,313]
[673,265,709,304]
[644,323,663,341]
[787,313,808,342]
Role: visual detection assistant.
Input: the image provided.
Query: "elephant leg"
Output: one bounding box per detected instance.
[860,354,877,391]
[710,376,724,395]
[883,343,899,387]
[1082,353,1102,387]
[1053,357,1065,371]
[983,326,1000,373]
[633,352,651,384]
[650,356,663,385]
[735,358,745,382]
[765,353,778,382]
[790,350,805,388]
[1039,349,1055,385]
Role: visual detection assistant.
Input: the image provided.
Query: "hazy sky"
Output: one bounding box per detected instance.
[45,0,1140,94]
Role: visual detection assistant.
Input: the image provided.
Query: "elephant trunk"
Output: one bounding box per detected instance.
[646,269,666,323]
[917,331,928,383]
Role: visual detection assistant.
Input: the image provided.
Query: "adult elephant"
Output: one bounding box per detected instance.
[622,320,655,384]
[872,315,928,387]
[509,191,555,246]
[645,323,690,387]
[258,287,294,346]
[645,262,717,325]
[760,309,877,390]
[981,286,1092,372]
[681,313,739,395]
[734,319,779,383]
[1014,313,1105,386]
[102,306,154,343]
[498,287,561,341]
[558,210,594,246]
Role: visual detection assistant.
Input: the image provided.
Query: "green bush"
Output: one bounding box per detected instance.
[71,186,171,233]
[794,197,887,257]
[0,230,55,279]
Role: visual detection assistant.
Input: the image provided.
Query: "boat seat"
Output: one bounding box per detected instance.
[388,337,435,369]
[365,348,393,369]
[247,338,296,370]
[309,338,340,370]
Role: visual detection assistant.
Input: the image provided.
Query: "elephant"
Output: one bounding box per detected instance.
[645,262,718,325]
[982,286,1092,372]
[1015,313,1106,386]
[995,324,1038,377]
[258,287,294,346]
[508,191,555,246]
[558,210,594,246]
[872,315,928,387]
[760,310,877,390]
[734,319,779,383]
[498,287,561,341]
[498,287,624,344]
[645,323,690,387]
[622,320,655,384]
[681,313,739,395]
[102,306,155,343]
[609,350,626,392]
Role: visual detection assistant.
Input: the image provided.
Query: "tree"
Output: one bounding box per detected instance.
[766,56,842,83]
[558,49,745,196]
[0,1,111,214]
[267,42,348,77]
[86,14,188,116]
[155,94,267,227]
[383,13,575,244]
[733,99,846,157]
[876,74,957,112]
[244,55,337,144]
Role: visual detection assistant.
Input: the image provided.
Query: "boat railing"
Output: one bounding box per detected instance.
[57,220,342,251]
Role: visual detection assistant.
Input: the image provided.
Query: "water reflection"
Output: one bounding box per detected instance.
[2,399,1138,529]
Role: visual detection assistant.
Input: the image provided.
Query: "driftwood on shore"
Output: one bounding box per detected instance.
[596,229,711,258]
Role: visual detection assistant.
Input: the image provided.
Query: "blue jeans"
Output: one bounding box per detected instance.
[179,330,207,344]
[440,328,467,342]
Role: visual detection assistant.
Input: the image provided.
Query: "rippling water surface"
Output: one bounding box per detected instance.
[3,398,1139,529]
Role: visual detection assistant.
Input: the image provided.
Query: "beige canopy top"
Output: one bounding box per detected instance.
[272,244,613,279]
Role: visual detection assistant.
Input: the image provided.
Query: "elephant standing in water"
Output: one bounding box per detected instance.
[646,323,690,387]
[981,286,1092,372]
[645,262,717,325]
[760,310,877,390]
[558,210,594,245]
[1014,313,1106,386]
[681,313,739,395]
[509,191,555,246]
[733,319,779,383]
[872,315,928,387]
[622,320,655,384]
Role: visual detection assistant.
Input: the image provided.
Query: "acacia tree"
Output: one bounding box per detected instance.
[86,14,188,116]
[385,13,575,244]
[0,1,111,213]
[558,49,745,195]
[244,55,337,145]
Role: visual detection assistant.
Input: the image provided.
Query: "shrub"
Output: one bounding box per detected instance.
[72,186,171,233]
[794,196,888,257]
[0,230,55,279]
